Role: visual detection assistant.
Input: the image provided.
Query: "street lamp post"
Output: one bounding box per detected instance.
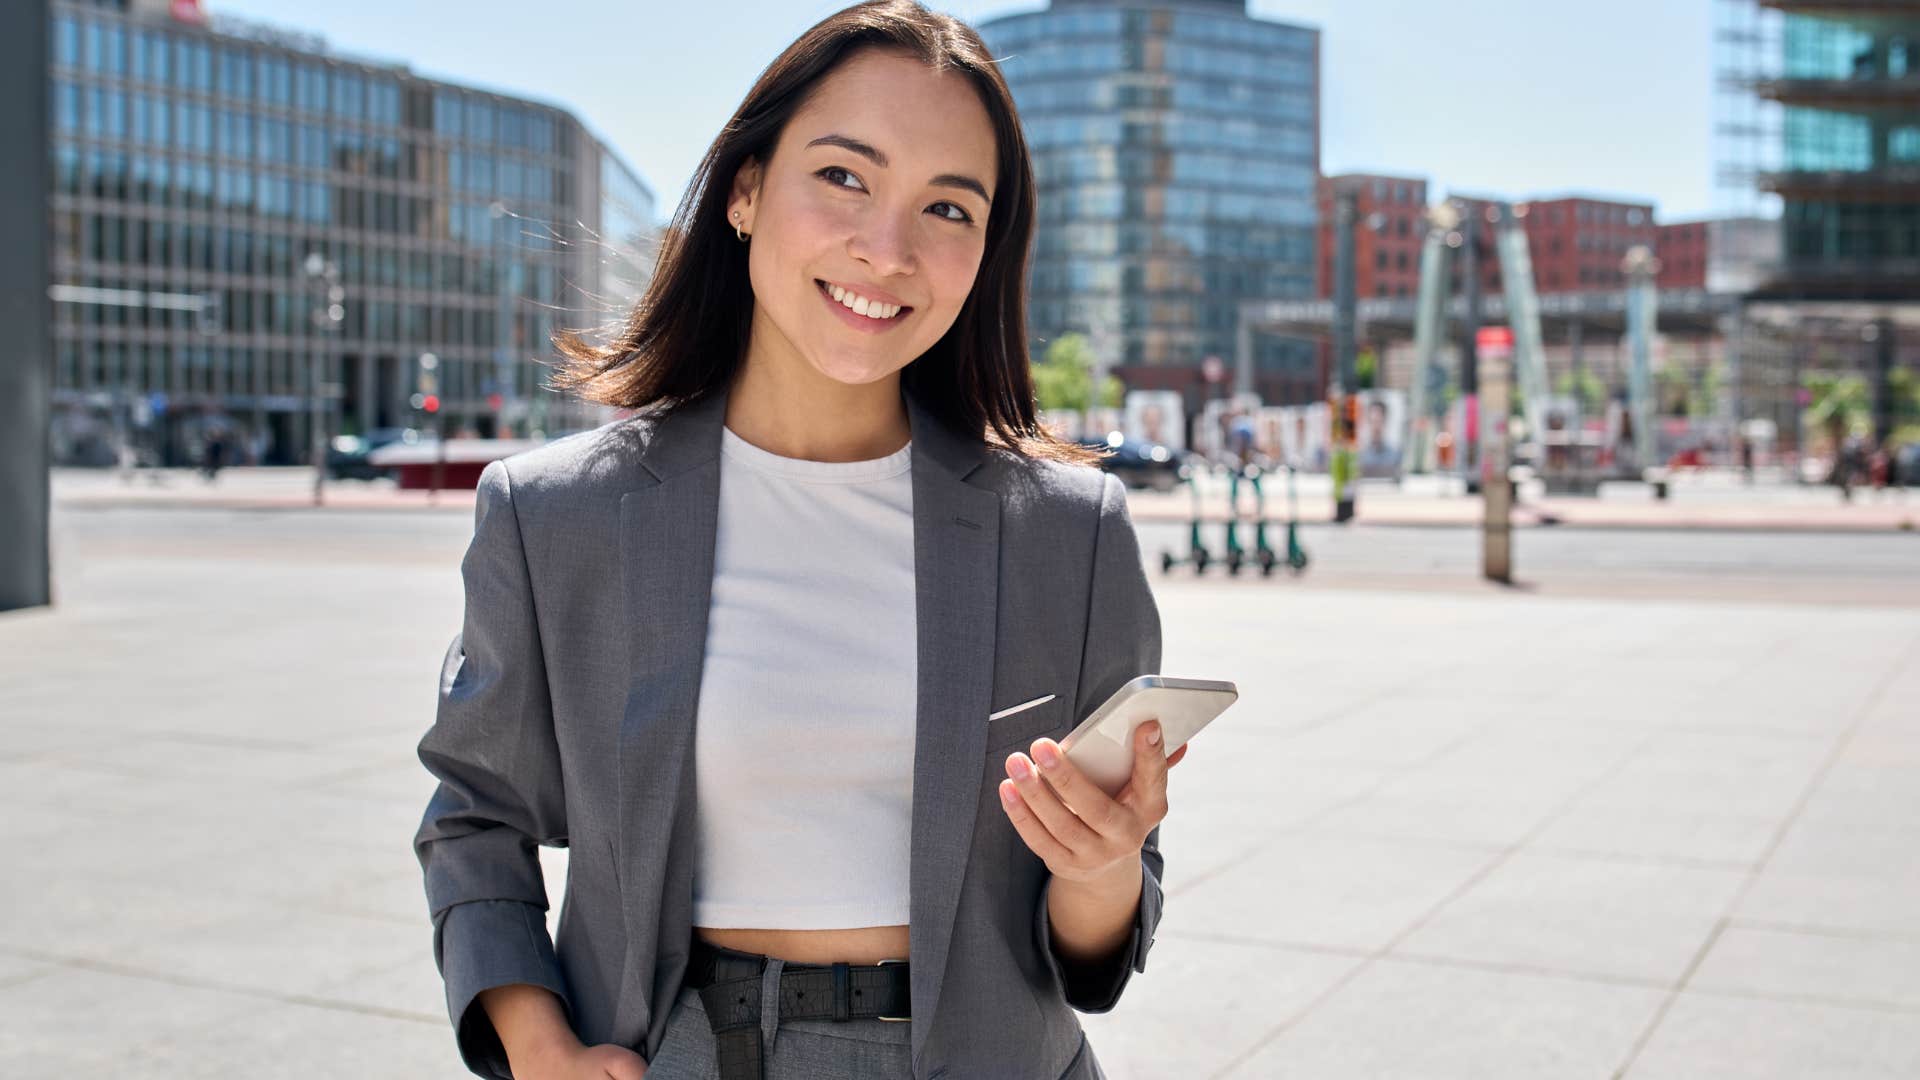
[1330,188,1387,522]
[303,252,344,507]
[490,202,515,439]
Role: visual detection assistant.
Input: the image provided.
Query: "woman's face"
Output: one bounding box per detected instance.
[728,49,999,389]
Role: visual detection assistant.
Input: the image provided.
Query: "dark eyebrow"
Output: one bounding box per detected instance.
[806,133,993,206]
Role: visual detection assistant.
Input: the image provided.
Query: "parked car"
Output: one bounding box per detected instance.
[1077,432,1188,492]
[326,427,431,480]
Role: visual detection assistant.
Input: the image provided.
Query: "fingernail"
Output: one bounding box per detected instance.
[1000,780,1020,805]
[1034,742,1060,770]
[1146,724,1162,747]
[1008,754,1032,781]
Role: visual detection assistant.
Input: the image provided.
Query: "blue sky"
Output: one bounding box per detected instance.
[204,0,1718,223]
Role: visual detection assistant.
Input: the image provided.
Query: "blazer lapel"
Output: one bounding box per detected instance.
[903,388,1000,1065]
[612,388,727,1045]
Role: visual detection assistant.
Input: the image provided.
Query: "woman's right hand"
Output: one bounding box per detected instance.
[518,1039,650,1080]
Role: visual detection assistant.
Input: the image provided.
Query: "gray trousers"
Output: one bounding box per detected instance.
[642,983,915,1079]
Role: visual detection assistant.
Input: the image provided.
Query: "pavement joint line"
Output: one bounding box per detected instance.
[134,730,320,753]
[1606,626,1920,1080]
[0,944,444,1026]
[1722,917,1920,948]
[1168,927,1920,1020]
[1205,729,1655,1080]
[1675,983,1920,1018]
[0,967,59,992]
[1382,948,1675,992]
[1155,928,1374,960]
[1518,845,1760,875]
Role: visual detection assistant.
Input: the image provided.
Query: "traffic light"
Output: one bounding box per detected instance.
[423,395,440,414]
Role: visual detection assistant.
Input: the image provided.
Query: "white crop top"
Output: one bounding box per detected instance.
[690,424,917,929]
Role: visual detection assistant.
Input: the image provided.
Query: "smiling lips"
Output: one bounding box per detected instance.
[817,279,910,323]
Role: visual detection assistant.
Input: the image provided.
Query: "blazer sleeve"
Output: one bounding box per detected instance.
[1035,470,1166,1013]
[414,459,573,1080]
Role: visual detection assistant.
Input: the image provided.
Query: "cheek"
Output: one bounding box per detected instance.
[925,239,988,314]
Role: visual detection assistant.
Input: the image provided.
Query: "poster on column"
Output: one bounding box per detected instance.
[1356,390,1406,477]
[1124,390,1186,450]
[1278,404,1331,473]
[1255,407,1289,466]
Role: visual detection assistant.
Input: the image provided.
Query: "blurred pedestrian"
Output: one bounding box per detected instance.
[412,6,1180,1080]
[200,425,227,483]
[1738,433,1754,486]
[1869,441,1892,495]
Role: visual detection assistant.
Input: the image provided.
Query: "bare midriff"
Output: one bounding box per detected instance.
[694,924,911,966]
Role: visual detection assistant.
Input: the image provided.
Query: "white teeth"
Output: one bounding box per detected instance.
[825,282,901,320]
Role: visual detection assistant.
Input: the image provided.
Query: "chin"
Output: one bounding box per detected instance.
[807,353,910,388]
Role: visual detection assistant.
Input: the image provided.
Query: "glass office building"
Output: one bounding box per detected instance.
[978,0,1320,403]
[46,0,655,466]
[1758,1,1920,300]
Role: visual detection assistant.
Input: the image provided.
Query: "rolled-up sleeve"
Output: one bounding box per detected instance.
[414,459,572,1079]
[1037,471,1166,1013]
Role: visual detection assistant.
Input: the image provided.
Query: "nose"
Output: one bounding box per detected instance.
[847,207,917,279]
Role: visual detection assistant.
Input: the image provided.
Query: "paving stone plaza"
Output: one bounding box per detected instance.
[2,497,1916,1078]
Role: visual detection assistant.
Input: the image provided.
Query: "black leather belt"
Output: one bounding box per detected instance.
[684,939,912,1080]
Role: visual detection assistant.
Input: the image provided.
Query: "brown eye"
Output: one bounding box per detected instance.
[816,166,865,192]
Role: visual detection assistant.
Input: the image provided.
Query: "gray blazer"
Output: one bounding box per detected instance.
[414,382,1165,1080]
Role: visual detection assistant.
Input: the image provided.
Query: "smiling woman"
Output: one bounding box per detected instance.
[550,4,1099,469]
[415,4,1171,1080]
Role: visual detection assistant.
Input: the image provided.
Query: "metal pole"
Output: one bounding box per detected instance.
[1623,245,1660,479]
[1459,206,1484,492]
[0,0,50,611]
[1331,188,1358,522]
[1569,319,1586,490]
[304,253,342,507]
[492,203,515,439]
[1872,318,1895,449]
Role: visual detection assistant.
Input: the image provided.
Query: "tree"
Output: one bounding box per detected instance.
[1031,332,1123,413]
[1802,372,1870,453]
[1553,368,1608,415]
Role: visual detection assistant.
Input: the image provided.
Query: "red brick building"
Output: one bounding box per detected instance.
[1315,173,1429,300]
[1320,183,1717,299]
[1655,220,1710,289]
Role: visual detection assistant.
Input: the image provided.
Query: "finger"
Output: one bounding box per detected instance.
[1116,720,1172,819]
[1006,750,1103,853]
[1030,738,1128,840]
[999,779,1075,865]
[1166,744,1190,769]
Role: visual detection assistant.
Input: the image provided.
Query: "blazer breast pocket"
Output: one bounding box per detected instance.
[985,693,1070,754]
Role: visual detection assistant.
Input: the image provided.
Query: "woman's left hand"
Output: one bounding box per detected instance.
[998,719,1189,886]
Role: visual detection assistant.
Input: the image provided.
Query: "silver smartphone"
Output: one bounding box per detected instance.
[1060,675,1238,795]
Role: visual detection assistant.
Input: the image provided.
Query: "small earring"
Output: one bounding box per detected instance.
[732,210,748,243]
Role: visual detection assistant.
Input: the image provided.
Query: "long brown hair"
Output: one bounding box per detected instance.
[552,0,1100,466]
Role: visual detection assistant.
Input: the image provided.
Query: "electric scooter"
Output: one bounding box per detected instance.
[1160,461,1215,575]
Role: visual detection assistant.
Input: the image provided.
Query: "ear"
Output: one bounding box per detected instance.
[726,156,764,233]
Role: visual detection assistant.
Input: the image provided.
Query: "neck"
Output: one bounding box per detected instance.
[725,327,912,464]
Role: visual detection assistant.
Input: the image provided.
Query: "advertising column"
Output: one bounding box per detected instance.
[1479,326,1514,584]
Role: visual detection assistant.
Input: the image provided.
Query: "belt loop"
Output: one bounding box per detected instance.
[831,962,851,1022]
[758,957,785,1058]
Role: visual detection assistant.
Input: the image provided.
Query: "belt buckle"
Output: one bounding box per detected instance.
[877,958,910,1022]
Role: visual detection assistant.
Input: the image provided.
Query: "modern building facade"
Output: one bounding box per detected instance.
[978,0,1322,406]
[1752,0,1920,300]
[46,0,655,466]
